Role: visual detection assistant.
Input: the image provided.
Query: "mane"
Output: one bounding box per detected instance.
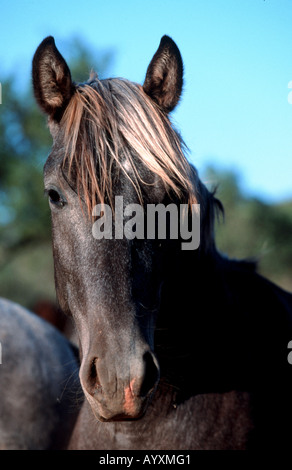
[60,74,222,251]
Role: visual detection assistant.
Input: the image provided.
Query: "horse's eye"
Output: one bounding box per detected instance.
[48,189,65,208]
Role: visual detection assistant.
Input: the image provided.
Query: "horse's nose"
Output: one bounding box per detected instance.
[84,350,159,398]
[80,349,160,419]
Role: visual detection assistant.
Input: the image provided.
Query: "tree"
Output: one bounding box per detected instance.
[0,36,115,307]
[204,165,292,292]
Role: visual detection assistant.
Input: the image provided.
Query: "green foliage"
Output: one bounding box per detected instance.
[0,78,51,246]
[204,166,292,292]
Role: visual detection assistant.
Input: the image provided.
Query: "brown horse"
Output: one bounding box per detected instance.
[32,35,292,450]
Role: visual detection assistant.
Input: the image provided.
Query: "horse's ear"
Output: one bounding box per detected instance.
[143,35,183,113]
[32,36,75,122]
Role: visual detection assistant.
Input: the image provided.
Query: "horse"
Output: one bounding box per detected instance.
[32,35,292,450]
[0,297,81,449]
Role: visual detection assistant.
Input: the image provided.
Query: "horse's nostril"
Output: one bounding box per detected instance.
[87,357,101,394]
[140,351,160,397]
[91,358,97,379]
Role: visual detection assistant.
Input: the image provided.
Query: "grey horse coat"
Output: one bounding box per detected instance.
[0,297,80,449]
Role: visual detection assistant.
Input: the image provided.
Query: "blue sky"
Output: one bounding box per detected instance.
[1,0,292,203]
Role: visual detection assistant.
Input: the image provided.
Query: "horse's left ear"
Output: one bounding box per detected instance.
[143,35,183,113]
[32,36,75,122]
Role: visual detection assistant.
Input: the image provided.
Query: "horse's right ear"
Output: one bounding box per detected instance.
[32,36,75,122]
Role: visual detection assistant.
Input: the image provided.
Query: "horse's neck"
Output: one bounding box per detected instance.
[158,247,292,394]
[155,249,266,396]
[159,248,224,330]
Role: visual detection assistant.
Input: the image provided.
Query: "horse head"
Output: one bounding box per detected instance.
[32,35,202,421]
